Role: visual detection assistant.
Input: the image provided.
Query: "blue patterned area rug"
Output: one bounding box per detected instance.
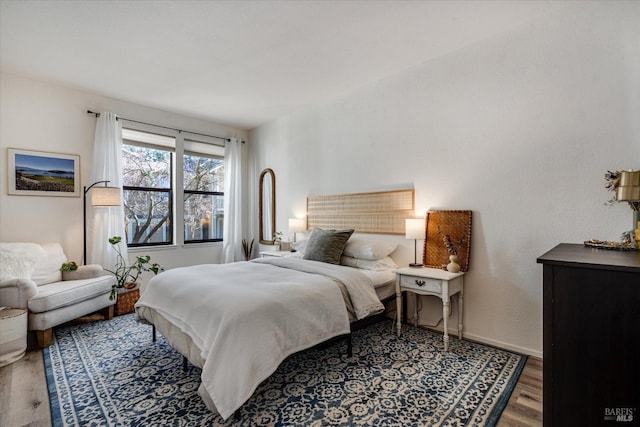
[44,314,526,426]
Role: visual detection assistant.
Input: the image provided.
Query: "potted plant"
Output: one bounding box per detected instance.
[273,231,283,251]
[60,261,78,272]
[104,236,161,300]
[242,238,255,261]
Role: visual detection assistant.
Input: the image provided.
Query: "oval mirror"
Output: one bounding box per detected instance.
[259,168,276,244]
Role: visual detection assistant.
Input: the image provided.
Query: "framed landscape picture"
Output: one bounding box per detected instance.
[8,148,80,197]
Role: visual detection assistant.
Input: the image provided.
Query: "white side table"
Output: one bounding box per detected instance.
[394,267,464,351]
[259,251,293,258]
[0,308,28,367]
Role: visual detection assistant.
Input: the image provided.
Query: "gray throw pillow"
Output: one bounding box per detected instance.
[303,228,354,264]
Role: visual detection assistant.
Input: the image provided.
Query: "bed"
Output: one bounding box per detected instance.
[135,232,400,420]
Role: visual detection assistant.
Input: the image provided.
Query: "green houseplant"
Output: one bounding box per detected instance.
[104,236,161,300]
[60,261,78,272]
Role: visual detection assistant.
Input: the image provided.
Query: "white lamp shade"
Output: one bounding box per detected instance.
[405,218,425,240]
[91,187,121,206]
[289,218,306,233]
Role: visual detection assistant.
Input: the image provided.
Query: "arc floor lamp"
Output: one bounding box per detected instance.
[83,181,121,264]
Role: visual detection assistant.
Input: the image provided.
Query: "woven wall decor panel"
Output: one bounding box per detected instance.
[423,210,472,271]
[307,189,414,235]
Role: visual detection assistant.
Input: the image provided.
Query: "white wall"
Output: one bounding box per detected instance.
[0,72,249,281]
[249,2,640,357]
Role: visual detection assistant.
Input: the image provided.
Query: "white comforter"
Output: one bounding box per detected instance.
[135,258,384,420]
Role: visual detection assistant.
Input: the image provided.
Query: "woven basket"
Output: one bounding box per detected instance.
[115,288,140,316]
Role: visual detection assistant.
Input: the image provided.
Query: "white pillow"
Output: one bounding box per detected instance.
[340,255,398,271]
[291,239,308,254]
[342,238,397,261]
[31,243,66,285]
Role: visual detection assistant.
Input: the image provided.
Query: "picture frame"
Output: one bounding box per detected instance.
[8,148,80,197]
[423,210,472,272]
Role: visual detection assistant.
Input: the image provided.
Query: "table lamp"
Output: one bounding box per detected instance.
[616,170,640,248]
[615,169,640,229]
[288,218,306,242]
[405,218,425,267]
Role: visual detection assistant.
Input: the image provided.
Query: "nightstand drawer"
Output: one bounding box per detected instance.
[399,275,442,293]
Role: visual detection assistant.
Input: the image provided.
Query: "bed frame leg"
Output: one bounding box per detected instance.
[183,356,188,372]
[152,324,156,342]
[347,334,352,358]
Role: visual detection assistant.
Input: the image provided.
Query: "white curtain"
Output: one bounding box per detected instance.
[221,138,243,263]
[89,112,127,269]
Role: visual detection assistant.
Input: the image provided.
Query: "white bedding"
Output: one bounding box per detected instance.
[135,258,384,420]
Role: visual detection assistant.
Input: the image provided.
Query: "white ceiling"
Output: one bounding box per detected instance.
[0,0,567,130]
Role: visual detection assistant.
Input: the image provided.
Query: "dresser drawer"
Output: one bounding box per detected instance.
[399,275,442,293]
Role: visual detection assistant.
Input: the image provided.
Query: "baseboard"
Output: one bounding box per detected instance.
[459,331,542,358]
[418,324,543,358]
[384,307,543,358]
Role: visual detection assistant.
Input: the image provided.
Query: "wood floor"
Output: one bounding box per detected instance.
[0,344,542,427]
[496,356,543,426]
[0,350,51,427]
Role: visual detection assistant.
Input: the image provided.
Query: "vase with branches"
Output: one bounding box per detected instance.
[242,238,255,261]
[438,226,465,272]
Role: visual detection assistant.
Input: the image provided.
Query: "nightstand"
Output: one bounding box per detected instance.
[259,250,293,258]
[394,266,464,351]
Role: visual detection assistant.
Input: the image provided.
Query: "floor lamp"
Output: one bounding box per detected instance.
[84,181,121,264]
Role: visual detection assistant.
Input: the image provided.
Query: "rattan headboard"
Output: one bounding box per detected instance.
[307,189,415,235]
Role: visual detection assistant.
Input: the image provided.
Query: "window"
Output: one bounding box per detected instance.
[183,150,224,243]
[121,128,224,247]
[122,141,173,246]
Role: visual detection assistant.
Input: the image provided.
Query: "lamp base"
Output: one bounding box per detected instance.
[409,263,423,268]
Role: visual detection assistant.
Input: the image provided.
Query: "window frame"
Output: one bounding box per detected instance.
[121,139,175,248]
[183,151,224,244]
[120,123,225,248]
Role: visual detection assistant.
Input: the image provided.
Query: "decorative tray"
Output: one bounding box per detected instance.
[583,239,637,251]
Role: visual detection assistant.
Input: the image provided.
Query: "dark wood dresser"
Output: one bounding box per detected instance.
[537,244,640,426]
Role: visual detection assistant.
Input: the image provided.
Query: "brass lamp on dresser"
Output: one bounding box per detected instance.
[537,244,640,426]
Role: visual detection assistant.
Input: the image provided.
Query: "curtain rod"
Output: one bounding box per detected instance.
[86,110,243,143]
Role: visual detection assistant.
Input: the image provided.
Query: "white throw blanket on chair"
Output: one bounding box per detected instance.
[0,242,46,281]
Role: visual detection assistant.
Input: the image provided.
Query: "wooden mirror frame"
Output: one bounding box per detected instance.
[259,168,276,244]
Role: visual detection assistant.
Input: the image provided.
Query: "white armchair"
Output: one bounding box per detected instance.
[0,242,116,347]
